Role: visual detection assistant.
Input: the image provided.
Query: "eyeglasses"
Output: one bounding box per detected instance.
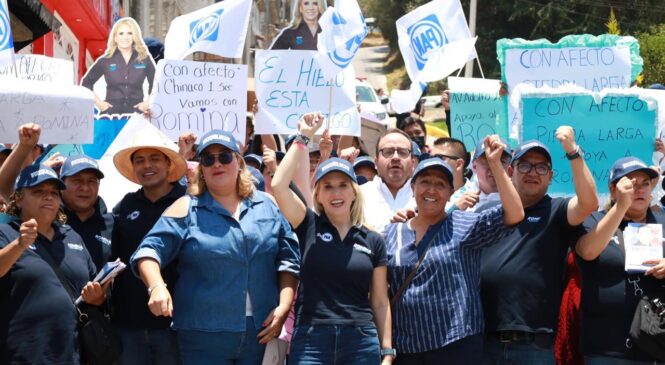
[515,162,551,175]
[379,147,411,159]
[200,151,234,167]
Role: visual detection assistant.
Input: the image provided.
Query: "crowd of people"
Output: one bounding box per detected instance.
[1,97,665,365]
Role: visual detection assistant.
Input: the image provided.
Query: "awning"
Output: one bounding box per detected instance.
[9,0,61,50]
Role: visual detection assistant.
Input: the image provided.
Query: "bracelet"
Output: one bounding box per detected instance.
[294,133,311,145]
[148,283,167,296]
[565,145,582,160]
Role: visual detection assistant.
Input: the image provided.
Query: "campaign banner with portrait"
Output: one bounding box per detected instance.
[498,34,643,140]
[0,76,94,143]
[520,87,657,195]
[81,17,156,118]
[254,50,360,136]
[0,54,75,85]
[149,59,247,144]
[448,76,509,150]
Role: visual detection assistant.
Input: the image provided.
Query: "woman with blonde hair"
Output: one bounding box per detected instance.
[270,0,326,50]
[271,113,394,365]
[131,130,300,364]
[82,17,155,114]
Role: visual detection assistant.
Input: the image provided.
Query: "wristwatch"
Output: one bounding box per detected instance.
[293,133,310,146]
[380,348,397,359]
[565,145,582,160]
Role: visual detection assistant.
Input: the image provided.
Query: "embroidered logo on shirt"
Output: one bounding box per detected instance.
[317,232,333,242]
[353,244,372,256]
[127,211,140,221]
[67,243,84,251]
[109,64,117,71]
[95,235,111,246]
[527,216,541,223]
[611,235,620,245]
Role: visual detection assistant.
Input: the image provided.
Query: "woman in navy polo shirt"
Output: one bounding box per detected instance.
[0,165,106,364]
[131,130,300,365]
[384,136,523,364]
[576,157,665,364]
[271,112,394,365]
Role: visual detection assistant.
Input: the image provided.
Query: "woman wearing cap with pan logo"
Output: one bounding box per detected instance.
[271,112,393,364]
[0,164,107,364]
[131,130,300,364]
[575,157,665,364]
[383,135,523,364]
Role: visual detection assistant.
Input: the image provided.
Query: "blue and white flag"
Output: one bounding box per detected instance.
[164,0,252,60]
[0,0,14,66]
[316,0,367,79]
[391,0,477,113]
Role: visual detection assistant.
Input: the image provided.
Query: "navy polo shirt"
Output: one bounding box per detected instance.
[111,183,186,329]
[578,209,665,361]
[64,197,114,270]
[271,22,320,50]
[293,209,387,326]
[0,222,96,364]
[481,195,586,334]
[81,49,155,114]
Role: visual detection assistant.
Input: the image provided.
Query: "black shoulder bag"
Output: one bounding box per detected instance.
[33,242,122,365]
[615,229,665,361]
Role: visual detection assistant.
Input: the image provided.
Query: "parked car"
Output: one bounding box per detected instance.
[356,79,389,125]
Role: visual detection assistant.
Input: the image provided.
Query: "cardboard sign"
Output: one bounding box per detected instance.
[0,54,74,84]
[521,91,657,194]
[149,59,247,144]
[448,77,508,150]
[0,77,94,143]
[254,50,360,136]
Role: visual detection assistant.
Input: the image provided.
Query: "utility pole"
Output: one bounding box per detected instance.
[464,0,477,78]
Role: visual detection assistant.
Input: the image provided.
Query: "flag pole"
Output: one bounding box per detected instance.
[327,78,334,130]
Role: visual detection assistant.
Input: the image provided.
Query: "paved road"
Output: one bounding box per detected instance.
[353,45,389,91]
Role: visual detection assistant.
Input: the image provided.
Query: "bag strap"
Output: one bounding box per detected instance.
[615,228,645,298]
[390,220,441,307]
[32,240,79,304]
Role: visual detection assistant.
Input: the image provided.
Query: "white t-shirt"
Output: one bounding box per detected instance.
[361,176,413,234]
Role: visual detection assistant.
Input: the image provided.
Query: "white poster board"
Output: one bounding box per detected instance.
[254,50,360,136]
[0,77,94,143]
[149,59,248,144]
[0,54,74,85]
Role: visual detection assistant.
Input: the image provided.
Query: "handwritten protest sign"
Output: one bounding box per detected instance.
[149,60,247,144]
[0,76,94,143]
[448,77,508,150]
[498,34,643,139]
[254,50,360,136]
[521,91,657,195]
[0,55,74,84]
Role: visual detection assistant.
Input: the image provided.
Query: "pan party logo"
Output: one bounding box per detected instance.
[189,8,225,46]
[407,14,448,71]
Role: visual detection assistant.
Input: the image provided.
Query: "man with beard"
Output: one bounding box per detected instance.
[361,129,417,233]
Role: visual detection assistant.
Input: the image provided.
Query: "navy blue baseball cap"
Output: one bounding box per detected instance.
[284,134,297,148]
[353,156,376,172]
[609,157,658,184]
[473,137,513,161]
[244,154,263,166]
[60,154,104,179]
[14,164,66,191]
[412,158,454,186]
[315,157,357,183]
[411,141,422,158]
[247,166,265,191]
[196,130,239,157]
[511,140,552,164]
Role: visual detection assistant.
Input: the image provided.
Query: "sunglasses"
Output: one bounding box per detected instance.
[200,151,234,167]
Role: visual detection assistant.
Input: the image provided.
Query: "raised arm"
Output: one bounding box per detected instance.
[484,135,524,226]
[576,177,632,260]
[557,126,599,225]
[271,112,324,228]
[0,124,41,200]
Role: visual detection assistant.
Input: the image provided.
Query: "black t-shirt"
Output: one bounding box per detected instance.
[293,209,388,326]
[577,209,665,361]
[0,222,96,364]
[481,195,585,333]
[111,183,185,329]
[64,197,114,270]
